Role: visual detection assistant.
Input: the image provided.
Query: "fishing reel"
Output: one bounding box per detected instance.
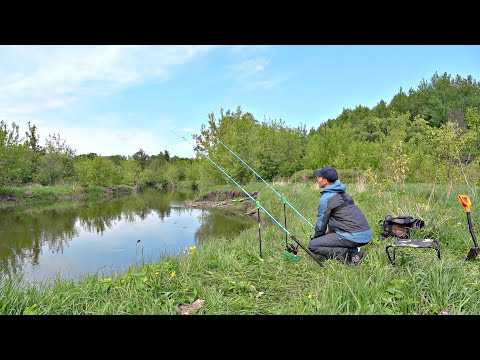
[286,243,298,255]
[284,243,301,262]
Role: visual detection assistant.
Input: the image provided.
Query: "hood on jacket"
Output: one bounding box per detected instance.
[321,179,346,194]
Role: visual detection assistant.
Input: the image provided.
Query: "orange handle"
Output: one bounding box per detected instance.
[458,195,472,212]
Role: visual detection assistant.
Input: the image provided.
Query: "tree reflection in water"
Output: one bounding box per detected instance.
[0,188,253,281]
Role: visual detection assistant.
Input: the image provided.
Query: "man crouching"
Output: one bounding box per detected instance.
[308,166,372,265]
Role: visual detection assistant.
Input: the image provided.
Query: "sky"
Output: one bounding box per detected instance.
[0,45,479,158]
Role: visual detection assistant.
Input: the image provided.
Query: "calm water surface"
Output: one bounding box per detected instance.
[0,188,253,283]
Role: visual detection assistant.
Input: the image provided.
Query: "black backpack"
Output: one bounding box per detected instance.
[379,215,425,240]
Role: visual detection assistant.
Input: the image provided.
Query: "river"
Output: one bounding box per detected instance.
[0,188,254,284]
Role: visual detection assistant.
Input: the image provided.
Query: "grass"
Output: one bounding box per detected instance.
[0,184,134,210]
[1,181,480,314]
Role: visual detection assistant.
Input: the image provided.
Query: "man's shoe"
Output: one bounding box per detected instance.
[349,248,365,266]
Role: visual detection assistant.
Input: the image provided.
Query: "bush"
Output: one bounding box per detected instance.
[290,169,314,183]
[336,169,359,183]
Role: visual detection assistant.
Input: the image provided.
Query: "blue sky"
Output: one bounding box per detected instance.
[0,45,478,158]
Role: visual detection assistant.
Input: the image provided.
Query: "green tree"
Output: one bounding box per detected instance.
[24,121,42,153]
[74,157,122,187]
[466,108,480,157]
[35,153,75,185]
[132,149,150,169]
[35,133,77,185]
[303,123,361,171]
[0,120,23,146]
[428,121,476,199]
[163,150,170,162]
[354,116,386,142]
[371,100,389,118]
[76,153,98,160]
[0,145,34,186]
[404,115,436,183]
[44,133,76,156]
[141,155,168,188]
[465,107,480,130]
[163,163,180,187]
[389,87,411,115]
[121,159,141,187]
[106,155,127,165]
[194,107,259,184]
[0,121,35,185]
[380,113,410,185]
[396,72,480,128]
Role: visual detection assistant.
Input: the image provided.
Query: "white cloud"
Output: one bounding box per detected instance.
[226,47,288,90]
[16,112,197,159]
[228,57,270,80]
[0,45,218,158]
[1,111,198,159]
[33,124,195,158]
[229,45,271,56]
[246,76,287,90]
[170,140,197,158]
[0,45,218,118]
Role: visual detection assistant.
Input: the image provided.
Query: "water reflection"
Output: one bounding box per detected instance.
[0,189,253,283]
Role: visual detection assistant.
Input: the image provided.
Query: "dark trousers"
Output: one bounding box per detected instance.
[308,232,361,262]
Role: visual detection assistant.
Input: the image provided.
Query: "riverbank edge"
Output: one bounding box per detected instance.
[186,188,262,221]
[0,185,134,210]
[0,183,201,210]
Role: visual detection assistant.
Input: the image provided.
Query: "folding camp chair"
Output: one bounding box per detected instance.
[385,238,441,265]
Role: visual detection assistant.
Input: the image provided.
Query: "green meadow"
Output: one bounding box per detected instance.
[2,181,479,315]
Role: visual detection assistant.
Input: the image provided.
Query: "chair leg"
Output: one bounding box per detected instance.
[387,240,442,265]
[432,239,441,260]
[386,245,396,265]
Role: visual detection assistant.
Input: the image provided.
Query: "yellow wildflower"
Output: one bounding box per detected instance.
[170,271,176,278]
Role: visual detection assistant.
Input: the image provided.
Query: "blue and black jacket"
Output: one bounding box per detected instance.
[313,180,372,244]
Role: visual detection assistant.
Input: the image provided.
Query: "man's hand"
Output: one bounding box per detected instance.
[311,228,329,240]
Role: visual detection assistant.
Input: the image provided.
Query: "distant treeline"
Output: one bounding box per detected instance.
[1,72,479,191]
[0,124,195,190]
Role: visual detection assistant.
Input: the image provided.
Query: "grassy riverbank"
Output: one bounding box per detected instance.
[1,181,480,314]
[0,181,198,210]
[0,184,134,210]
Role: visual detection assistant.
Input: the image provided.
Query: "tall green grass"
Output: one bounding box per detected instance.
[1,181,480,314]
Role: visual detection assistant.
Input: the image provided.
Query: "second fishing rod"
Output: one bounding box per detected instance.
[211,136,315,254]
[171,131,323,267]
[200,148,324,267]
[212,136,315,229]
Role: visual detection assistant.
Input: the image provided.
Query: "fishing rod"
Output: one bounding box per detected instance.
[171,131,323,267]
[212,136,314,255]
[212,136,316,231]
